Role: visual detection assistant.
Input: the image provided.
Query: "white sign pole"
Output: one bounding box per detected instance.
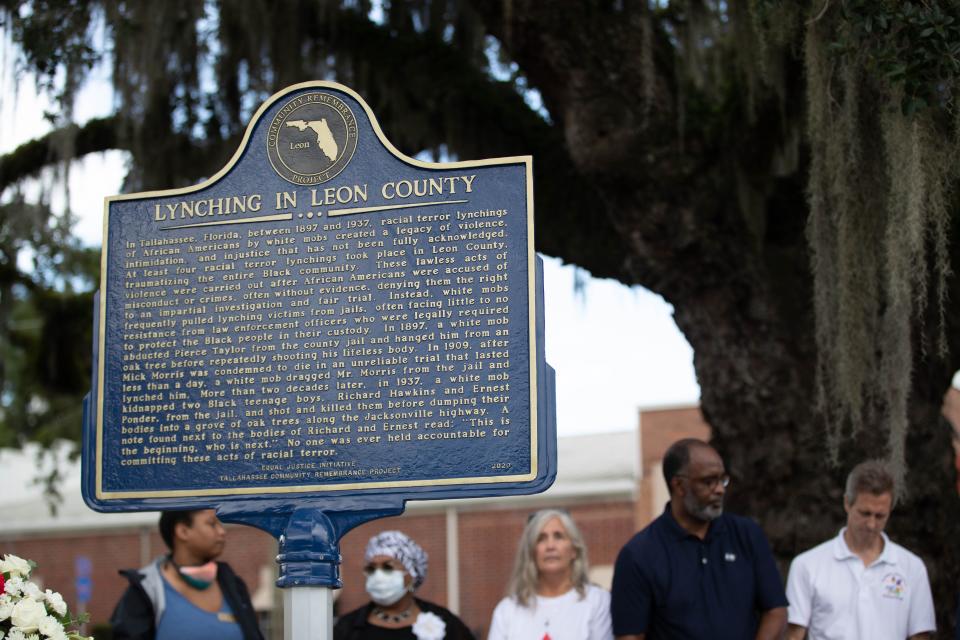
[284,587,333,640]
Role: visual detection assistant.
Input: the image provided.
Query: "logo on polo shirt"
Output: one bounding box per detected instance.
[881,573,906,599]
[724,552,737,562]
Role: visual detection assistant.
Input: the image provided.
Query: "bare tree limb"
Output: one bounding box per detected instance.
[0,116,118,192]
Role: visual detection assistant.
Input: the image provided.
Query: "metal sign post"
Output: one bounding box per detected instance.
[82,81,556,638]
[284,587,332,640]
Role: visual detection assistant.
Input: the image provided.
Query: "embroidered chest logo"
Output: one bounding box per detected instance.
[724,552,737,562]
[881,573,906,600]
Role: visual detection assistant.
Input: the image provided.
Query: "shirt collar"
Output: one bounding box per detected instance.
[832,527,897,565]
[660,502,727,540]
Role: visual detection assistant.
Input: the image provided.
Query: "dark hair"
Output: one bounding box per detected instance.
[662,438,711,487]
[158,510,198,550]
[844,460,895,504]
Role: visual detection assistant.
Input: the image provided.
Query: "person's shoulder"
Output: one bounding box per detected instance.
[334,603,372,630]
[489,596,521,631]
[718,513,783,562]
[585,584,611,605]
[885,538,930,574]
[621,516,666,552]
[214,561,250,589]
[110,564,161,636]
[114,569,150,603]
[721,512,776,544]
[417,598,465,620]
[616,519,672,575]
[118,567,144,584]
[795,535,837,562]
[117,557,164,591]
[788,536,838,579]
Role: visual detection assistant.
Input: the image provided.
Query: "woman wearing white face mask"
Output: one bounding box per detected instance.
[334,530,476,640]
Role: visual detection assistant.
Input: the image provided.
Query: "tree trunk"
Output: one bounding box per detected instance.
[482,2,960,633]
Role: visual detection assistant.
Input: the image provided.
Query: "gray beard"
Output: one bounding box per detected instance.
[684,492,723,522]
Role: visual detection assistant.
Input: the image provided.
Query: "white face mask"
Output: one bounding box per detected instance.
[365,569,408,606]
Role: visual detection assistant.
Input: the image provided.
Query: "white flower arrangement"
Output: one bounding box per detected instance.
[0,554,92,640]
[411,611,446,640]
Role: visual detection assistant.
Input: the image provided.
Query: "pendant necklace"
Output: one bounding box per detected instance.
[372,605,413,624]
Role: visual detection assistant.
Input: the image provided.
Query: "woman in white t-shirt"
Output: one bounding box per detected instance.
[487,509,613,640]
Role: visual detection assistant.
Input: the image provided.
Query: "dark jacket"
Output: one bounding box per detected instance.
[110,558,263,640]
[334,598,476,640]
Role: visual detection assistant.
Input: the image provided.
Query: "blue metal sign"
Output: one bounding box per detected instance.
[81,82,555,586]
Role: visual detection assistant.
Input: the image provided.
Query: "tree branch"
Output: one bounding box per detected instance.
[0,11,636,282]
[0,116,118,192]
[320,8,635,283]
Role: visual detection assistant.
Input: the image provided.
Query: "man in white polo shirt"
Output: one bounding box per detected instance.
[785,460,935,640]
[944,370,960,444]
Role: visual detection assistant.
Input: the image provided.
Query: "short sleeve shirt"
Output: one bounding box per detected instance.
[487,584,613,640]
[610,504,787,639]
[786,529,935,639]
[156,575,244,640]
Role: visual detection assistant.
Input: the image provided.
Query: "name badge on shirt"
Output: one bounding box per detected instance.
[881,573,906,600]
[218,612,237,623]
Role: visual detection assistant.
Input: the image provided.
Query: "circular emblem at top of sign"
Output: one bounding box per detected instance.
[267,92,359,185]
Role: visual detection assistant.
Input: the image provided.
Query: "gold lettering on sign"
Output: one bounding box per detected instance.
[154,195,262,221]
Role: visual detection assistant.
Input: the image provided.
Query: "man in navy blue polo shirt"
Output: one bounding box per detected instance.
[610,438,787,639]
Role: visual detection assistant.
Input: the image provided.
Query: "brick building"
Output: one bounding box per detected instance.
[0,405,707,638]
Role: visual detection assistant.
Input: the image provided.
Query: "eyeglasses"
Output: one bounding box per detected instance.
[675,474,730,490]
[362,561,404,576]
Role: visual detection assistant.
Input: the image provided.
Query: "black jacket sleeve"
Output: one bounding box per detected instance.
[217,562,265,640]
[109,574,155,640]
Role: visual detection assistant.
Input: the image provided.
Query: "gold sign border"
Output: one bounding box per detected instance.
[97,81,538,500]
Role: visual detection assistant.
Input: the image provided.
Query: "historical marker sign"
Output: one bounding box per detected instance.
[83,81,554,509]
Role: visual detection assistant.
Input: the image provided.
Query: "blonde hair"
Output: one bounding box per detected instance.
[505,509,590,607]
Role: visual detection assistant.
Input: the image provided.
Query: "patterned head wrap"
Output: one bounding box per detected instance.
[364,530,428,589]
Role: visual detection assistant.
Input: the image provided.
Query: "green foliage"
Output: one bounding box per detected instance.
[0,191,99,451]
[828,0,960,116]
[0,0,100,107]
[2,0,501,191]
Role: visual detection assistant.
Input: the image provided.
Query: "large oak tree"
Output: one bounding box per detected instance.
[2,0,960,633]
